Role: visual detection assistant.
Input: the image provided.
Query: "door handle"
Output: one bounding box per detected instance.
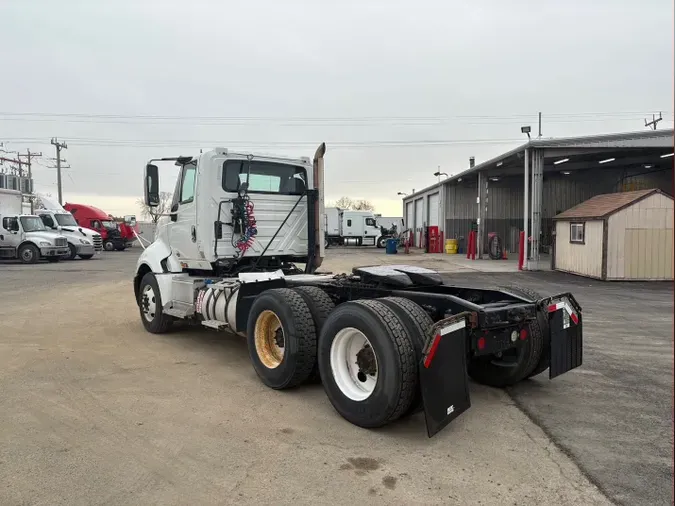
[191,226,197,242]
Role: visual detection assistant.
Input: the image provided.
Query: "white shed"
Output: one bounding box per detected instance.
[552,189,673,281]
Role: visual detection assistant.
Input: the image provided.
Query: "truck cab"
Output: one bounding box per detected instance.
[63,203,130,251]
[324,207,382,247]
[0,214,69,263]
[34,209,101,259]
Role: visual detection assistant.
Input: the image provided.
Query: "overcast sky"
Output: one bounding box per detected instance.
[1,0,673,217]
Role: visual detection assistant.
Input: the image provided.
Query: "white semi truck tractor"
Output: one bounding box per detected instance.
[133,144,584,437]
[33,194,101,259]
[0,188,70,263]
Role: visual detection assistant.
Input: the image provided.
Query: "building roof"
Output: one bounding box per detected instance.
[402,128,674,202]
[552,189,671,221]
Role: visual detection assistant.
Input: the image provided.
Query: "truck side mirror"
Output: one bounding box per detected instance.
[170,203,178,222]
[124,215,137,226]
[145,163,160,207]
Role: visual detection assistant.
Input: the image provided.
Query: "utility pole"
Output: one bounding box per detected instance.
[19,150,42,213]
[51,138,68,204]
[645,112,662,130]
[538,112,542,138]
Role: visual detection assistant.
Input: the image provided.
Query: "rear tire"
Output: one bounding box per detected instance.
[317,299,417,428]
[499,285,549,379]
[138,272,173,334]
[291,286,335,383]
[79,254,94,260]
[467,321,543,388]
[247,288,317,390]
[378,297,432,415]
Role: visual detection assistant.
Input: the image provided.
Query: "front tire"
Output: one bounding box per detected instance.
[18,244,40,264]
[67,243,78,260]
[318,299,417,429]
[377,236,388,248]
[138,272,173,334]
[79,254,94,260]
[103,240,115,251]
[246,288,317,390]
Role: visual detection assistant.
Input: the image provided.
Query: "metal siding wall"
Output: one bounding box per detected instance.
[442,165,673,256]
[444,181,478,254]
[405,202,414,229]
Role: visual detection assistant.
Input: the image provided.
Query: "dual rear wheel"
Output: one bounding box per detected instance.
[247,288,432,428]
[245,285,547,429]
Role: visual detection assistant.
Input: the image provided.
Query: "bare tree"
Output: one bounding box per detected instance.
[32,192,54,210]
[331,196,375,211]
[137,192,173,224]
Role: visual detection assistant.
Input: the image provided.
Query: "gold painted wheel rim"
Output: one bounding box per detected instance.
[254,310,285,369]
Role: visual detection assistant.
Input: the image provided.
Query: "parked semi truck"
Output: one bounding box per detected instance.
[324,207,384,247]
[0,188,69,263]
[34,194,101,259]
[133,144,583,437]
[63,202,135,251]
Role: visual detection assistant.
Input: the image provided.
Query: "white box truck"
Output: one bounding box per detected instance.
[0,188,70,263]
[324,207,383,247]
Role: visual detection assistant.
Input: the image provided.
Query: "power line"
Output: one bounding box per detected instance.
[0,110,672,127]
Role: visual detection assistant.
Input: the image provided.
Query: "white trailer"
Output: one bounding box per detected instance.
[0,188,70,263]
[324,207,382,247]
[132,144,584,438]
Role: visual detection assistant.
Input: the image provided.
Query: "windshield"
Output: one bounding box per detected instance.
[20,216,48,232]
[101,220,118,229]
[55,213,77,227]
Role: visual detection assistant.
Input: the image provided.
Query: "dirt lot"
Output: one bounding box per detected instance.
[0,248,671,505]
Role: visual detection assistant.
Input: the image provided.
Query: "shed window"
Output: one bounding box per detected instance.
[570,222,585,244]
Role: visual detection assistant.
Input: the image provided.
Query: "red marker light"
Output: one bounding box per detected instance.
[477,337,486,351]
[520,329,528,340]
[424,334,442,368]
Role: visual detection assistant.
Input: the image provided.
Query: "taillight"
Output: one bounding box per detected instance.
[477,337,486,351]
[520,329,528,340]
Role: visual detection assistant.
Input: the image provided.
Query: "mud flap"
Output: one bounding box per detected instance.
[546,295,583,379]
[419,313,472,438]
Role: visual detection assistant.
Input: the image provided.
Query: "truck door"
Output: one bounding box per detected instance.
[0,217,22,253]
[169,160,199,261]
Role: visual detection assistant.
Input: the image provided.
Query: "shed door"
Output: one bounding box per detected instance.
[427,193,439,227]
[414,199,424,230]
[405,202,414,230]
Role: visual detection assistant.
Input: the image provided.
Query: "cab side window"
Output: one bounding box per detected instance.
[347,219,352,227]
[2,217,18,231]
[42,215,55,228]
[92,220,101,229]
[179,163,197,204]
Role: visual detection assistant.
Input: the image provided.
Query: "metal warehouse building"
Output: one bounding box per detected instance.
[402,129,674,270]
